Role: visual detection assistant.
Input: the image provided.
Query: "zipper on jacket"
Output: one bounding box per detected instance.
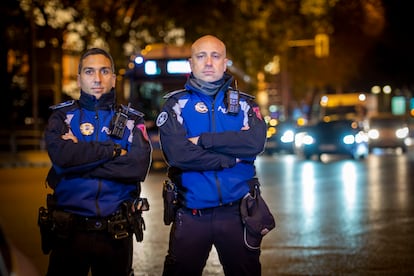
[95,179,102,216]
[94,108,100,141]
[94,107,101,215]
[214,171,223,205]
[211,98,216,132]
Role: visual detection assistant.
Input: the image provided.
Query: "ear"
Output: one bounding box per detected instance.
[188,58,193,70]
[111,73,116,87]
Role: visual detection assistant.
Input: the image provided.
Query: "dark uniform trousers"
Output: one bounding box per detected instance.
[46,230,133,276]
[163,202,261,276]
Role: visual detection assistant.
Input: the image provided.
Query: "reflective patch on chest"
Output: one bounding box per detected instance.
[80,122,94,136]
[195,102,208,113]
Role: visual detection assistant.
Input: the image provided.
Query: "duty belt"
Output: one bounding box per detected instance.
[73,213,130,239]
[74,216,109,231]
[187,199,241,216]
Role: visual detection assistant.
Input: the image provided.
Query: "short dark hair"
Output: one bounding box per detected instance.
[78,48,115,74]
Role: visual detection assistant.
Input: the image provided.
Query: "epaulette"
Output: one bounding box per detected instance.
[163,89,188,99]
[49,100,76,110]
[237,90,255,100]
[120,104,144,117]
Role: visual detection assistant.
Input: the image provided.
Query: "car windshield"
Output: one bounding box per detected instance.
[318,120,354,130]
[370,117,406,127]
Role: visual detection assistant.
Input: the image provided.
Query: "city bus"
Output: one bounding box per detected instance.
[125,43,192,127]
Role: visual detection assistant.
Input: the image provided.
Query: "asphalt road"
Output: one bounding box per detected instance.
[1,150,414,275]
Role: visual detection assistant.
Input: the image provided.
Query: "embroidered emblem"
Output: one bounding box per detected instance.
[137,124,149,141]
[80,123,94,136]
[156,111,168,127]
[195,102,208,113]
[252,107,263,120]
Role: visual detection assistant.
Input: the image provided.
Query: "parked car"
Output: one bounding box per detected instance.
[367,115,409,153]
[294,119,368,160]
[264,120,296,155]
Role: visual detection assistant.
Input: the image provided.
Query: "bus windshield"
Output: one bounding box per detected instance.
[126,44,192,126]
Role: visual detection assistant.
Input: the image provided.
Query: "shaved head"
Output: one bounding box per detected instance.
[189,35,228,82]
[191,35,227,57]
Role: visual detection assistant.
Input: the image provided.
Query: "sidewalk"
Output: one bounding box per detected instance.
[0,150,51,168]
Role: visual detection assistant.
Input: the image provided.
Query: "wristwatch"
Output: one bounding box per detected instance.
[113,143,122,157]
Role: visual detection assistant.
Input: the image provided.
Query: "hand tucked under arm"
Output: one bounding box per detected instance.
[61,133,78,143]
[188,136,199,145]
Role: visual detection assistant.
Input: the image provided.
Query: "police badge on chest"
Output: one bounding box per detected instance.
[80,123,94,136]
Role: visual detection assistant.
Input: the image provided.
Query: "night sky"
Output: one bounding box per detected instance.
[364,0,414,90]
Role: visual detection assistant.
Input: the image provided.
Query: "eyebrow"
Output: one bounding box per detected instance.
[195,51,222,56]
[82,66,112,71]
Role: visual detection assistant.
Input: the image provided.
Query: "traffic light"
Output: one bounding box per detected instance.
[314,34,329,58]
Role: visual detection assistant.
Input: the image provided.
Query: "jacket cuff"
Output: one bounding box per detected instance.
[198,133,212,149]
[221,156,236,168]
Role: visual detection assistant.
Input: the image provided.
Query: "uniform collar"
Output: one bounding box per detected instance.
[185,72,234,96]
[79,89,116,111]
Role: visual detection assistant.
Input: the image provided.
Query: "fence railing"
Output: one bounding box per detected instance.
[0,129,45,153]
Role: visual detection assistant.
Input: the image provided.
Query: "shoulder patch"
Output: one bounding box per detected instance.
[156,111,168,127]
[163,89,188,99]
[49,100,76,110]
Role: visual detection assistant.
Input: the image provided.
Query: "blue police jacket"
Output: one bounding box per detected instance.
[157,73,267,209]
[44,90,152,217]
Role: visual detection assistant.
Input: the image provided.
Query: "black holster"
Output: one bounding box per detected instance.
[37,194,59,254]
[162,180,179,225]
[38,206,54,254]
[123,198,149,242]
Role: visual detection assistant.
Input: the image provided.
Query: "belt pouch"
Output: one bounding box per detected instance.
[52,210,74,239]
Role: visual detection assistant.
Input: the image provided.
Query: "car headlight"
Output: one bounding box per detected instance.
[303,134,314,145]
[294,132,306,147]
[368,129,379,139]
[355,131,368,143]
[281,130,294,143]
[343,134,355,145]
[396,127,409,139]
